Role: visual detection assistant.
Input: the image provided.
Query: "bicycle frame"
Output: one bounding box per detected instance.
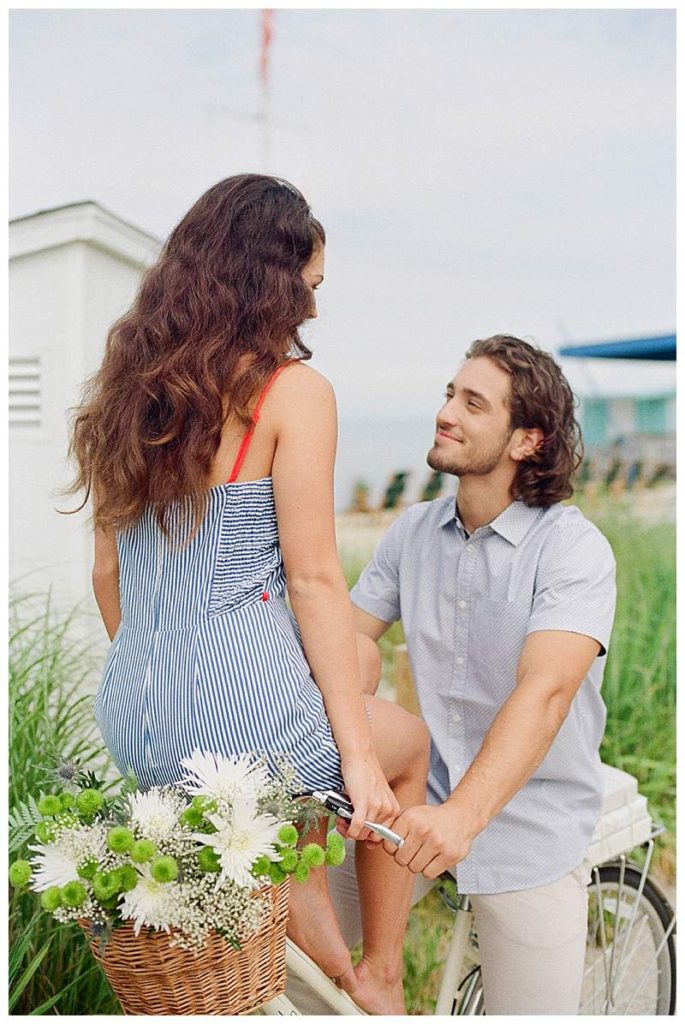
[259,828,673,1016]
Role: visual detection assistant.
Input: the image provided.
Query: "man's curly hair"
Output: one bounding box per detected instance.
[465,335,583,507]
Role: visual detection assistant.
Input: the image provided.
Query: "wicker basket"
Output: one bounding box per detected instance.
[80,879,290,1015]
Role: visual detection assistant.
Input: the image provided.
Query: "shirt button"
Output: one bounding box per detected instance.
[458,600,467,610]
[452,712,462,723]
[456,656,464,666]
[466,545,474,554]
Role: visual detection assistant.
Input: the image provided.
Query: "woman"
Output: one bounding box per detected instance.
[66,174,429,1014]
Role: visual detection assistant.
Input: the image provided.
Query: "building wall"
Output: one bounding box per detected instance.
[10,225,156,627]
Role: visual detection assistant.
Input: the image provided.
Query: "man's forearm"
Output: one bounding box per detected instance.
[447,678,571,839]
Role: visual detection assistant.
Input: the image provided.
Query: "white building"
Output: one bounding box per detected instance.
[9,202,160,618]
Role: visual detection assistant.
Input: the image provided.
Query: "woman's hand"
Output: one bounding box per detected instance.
[339,751,400,844]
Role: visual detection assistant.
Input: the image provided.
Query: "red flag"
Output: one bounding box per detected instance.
[259,9,274,85]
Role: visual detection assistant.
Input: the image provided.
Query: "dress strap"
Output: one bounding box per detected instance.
[227,362,296,483]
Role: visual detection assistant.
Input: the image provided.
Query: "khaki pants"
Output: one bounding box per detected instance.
[285,846,591,1015]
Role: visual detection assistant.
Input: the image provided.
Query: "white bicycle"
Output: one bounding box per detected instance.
[258,764,675,1015]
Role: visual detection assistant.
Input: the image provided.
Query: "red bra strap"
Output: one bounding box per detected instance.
[227,362,295,483]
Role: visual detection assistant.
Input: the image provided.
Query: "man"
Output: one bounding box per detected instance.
[289,335,616,1015]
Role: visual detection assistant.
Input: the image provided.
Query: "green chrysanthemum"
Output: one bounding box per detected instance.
[37,795,62,817]
[35,821,55,844]
[301,843,326,868]
[325,832,346,867]
[9,860,32,887]
[77,858,98,880]
[279,849,298,872]
[76,788,104,817]
[61,881,87,908]
[107,826,134,854]
[293,861,310,883]
[251,854,272,878]
[92,870,118,901]
[150,855,179,883]
[180,806,204,828]
[112,865,139,893]
[40,887,62,912]
[268,863,287,885]
[197,847,221,873]
[277,824,299,847]
[130,838,156,863]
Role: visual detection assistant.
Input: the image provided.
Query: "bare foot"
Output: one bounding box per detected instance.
[286,869,356,987]
[345,956,407,1015]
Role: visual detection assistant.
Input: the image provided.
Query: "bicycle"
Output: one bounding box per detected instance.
[258,763,675,1015]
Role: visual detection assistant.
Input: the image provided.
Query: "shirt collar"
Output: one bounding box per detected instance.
[439,497,544,547]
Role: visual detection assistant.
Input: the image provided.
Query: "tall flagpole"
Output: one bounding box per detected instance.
[258,10,274,171]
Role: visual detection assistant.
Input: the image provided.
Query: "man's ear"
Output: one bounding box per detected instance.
[510,427,545,462]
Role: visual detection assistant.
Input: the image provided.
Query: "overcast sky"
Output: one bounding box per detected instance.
[10,8,676,418]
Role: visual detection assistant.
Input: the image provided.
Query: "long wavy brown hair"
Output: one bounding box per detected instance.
[63,174,325,540]
[465,335,583,507]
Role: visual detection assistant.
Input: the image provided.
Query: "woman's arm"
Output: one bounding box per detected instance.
[271,364,398,837]
[93,526,121,641]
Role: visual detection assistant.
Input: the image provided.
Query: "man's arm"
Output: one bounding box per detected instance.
[387,629,600,878]
[352,605,391,642]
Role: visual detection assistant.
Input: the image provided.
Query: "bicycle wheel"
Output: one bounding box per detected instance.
[581,863,676,1015]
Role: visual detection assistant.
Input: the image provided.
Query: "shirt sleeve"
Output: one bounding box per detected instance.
[527,517,617,656]
[349,512,409,624]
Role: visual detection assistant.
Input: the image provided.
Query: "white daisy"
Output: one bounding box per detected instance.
[28,824,108,892]
[127,789,186,842]
[119,866,181,935]
[193,802,284,890]
[177,750,270,808]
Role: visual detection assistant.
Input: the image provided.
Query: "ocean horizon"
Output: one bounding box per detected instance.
[335,415,457,513]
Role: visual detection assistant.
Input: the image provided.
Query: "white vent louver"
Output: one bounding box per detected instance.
[9,357,42,427]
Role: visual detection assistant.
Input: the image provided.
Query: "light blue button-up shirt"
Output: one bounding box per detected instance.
[350,497,616,894]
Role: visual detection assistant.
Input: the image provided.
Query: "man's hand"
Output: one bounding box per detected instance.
[384,803,473,879]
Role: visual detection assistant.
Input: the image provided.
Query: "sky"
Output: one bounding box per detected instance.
[9,8,676,419]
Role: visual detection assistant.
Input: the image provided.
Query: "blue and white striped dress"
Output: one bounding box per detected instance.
[94,476,345,794]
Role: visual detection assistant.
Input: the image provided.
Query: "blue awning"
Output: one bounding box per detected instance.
[558,333,676,361]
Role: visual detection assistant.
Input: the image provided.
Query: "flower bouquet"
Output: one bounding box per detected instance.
[9,750,345,1015]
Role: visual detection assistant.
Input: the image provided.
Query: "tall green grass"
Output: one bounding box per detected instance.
[8,593,121,1015]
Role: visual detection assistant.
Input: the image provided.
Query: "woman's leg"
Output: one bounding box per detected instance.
[346,695,430,1013]
[288,638,430,1013]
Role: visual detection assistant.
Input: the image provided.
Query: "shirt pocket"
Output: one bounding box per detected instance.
[469,595,531,699]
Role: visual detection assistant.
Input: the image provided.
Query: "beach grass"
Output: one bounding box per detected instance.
[8,593,122,1016]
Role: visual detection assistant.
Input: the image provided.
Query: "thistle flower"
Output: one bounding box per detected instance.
[54,758,81,785]
[192,802,284,890]
[178,750,270,808]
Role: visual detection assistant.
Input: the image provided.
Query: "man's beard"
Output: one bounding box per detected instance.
[426,430,512,478]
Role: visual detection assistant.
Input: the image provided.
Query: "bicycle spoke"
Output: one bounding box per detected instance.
[606,856,626,1009]
[622,915,676,1015]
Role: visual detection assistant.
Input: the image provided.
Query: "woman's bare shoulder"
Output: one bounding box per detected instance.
[273,361,336,405]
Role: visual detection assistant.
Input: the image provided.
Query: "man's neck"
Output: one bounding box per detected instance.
[455,476,515,536]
